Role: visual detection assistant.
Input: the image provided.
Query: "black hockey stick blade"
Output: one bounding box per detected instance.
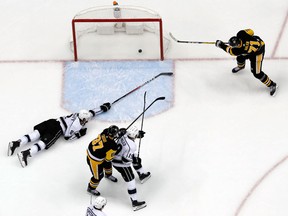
[158,72,173,76]
[156,96,165,100]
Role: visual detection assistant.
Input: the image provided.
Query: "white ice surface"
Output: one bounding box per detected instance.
[0,0,288,216]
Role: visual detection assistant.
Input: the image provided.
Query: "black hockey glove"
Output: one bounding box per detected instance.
[132,155,142,165]
[118,128,127,138]
[137,130,145,138]
[100,102,111,112]
[75,128,87,138]
[80,128,87,136]
[215,40,225,49]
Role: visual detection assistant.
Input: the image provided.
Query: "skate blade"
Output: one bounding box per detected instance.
[140,174,151,184]
[133,204,147,211]
[7,144,12,156]
[271,85,279,97]
[105,175,118,183]
[17,153,26,168]
[87,190,100,196]
[7,142,13,156]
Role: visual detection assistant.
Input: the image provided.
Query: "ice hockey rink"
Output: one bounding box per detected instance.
[1,0,288,216]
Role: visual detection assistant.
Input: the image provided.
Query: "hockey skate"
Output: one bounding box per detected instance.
[8,141,20,156]
[131,199,147,211]
[269,83,278,96]
[17,149,31,168]
[105,174,118,182]
[232,66,244,73]
[87,185,101,196]
[139,172,151,184]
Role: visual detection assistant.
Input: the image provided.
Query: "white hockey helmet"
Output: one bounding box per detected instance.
[127,125,139,139]
[78,109,91,124]
[94,196,107,210]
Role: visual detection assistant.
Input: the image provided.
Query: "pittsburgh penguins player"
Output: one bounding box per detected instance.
[112,125,151,211]
[215,29,278,96]
[8,103,111,168]
[86,125,119,196]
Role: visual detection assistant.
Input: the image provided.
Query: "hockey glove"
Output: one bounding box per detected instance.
[137,130,145,138]
[215,40,225,48]
[80,128,87,136]
[132,155,142,165]
[75,128,87,138]
[100,102,111,112]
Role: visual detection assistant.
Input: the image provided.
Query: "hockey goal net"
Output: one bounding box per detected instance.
[71,5,170,61]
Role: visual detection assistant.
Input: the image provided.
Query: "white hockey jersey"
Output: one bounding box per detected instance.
[57,113,85,140]
[86,206,107,216]
[113,134,137,167]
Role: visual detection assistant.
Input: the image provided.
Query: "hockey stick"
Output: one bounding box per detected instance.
[111,72,173,105]
[137,91,146,157]
[126,96,165,130]
[93,73,172,115]
[169,32,216,44]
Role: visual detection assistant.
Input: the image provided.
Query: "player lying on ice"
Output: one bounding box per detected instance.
[8,102,111,168]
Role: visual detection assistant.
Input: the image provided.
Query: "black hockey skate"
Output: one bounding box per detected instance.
[269,83,278,96]
[139,172,151,184]
[17,149,31,168]
[87,185,101,196]
[232,66,244,73]
[8,140,20,156]
[131,199,147,211]
[105,174,118,182]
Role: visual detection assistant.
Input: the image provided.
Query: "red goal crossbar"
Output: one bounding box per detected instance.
[71,18,164,61]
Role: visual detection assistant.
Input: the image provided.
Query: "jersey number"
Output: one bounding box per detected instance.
[91,134,106,151]
[248,41,261,53]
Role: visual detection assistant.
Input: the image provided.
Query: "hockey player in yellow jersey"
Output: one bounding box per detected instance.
[215,29,278,96]
[86,125,119,196]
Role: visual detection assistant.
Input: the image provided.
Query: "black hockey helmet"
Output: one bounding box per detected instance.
[108,125,119,138]
[228,36,241,47]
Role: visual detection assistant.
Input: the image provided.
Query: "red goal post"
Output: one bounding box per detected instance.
[71,5,169,61]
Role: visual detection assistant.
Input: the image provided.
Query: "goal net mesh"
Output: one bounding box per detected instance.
[71,5,170,61]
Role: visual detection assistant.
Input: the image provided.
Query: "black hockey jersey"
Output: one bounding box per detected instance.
[87,129,118,162]
[222,29,265,56]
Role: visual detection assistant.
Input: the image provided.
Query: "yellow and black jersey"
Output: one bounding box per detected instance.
[87,129,118,163]
[223,29,265,56]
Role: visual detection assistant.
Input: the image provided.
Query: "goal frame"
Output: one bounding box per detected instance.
[71,18,164,61]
